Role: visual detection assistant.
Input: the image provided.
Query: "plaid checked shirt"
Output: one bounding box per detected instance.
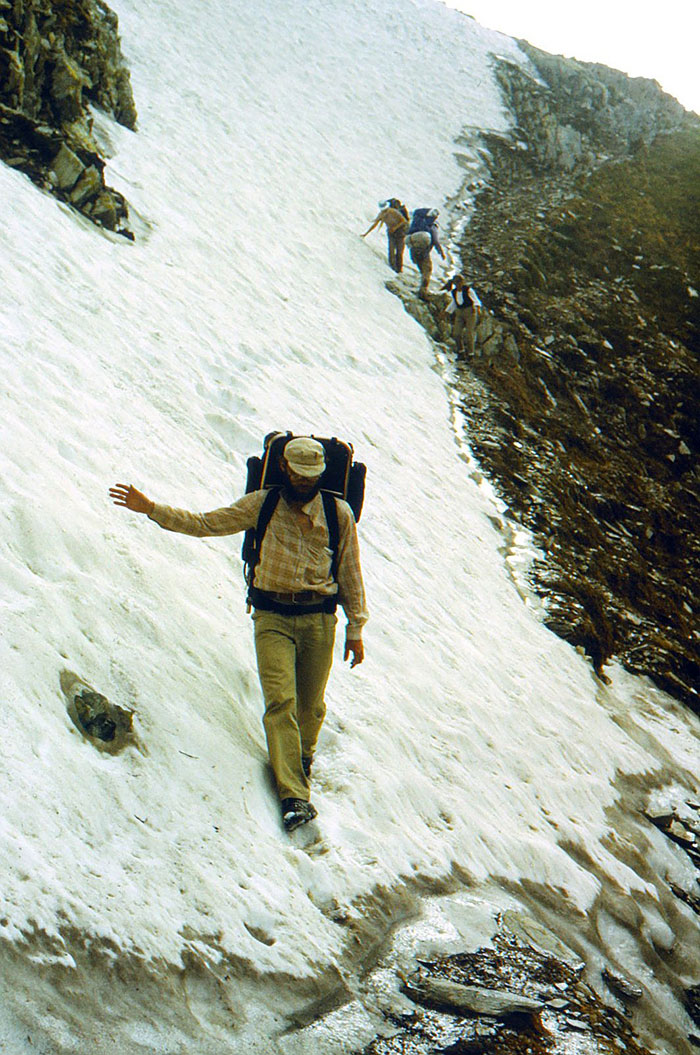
[149,490,368,638]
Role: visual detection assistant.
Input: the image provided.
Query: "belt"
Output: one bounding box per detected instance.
[249,586,338,616]
[262,590,326,606]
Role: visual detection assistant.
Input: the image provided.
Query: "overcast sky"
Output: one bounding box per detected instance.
[442,0,699,114]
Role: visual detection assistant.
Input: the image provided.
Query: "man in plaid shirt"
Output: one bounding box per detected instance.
[110,437,367,832]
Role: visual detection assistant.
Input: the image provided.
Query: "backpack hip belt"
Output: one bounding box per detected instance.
[248,585,338,616]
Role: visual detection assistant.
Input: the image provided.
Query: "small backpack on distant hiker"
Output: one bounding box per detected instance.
[406,208,440,256]
[241,431,366,603]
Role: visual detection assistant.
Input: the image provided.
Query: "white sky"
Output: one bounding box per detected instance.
[442,0,700,114]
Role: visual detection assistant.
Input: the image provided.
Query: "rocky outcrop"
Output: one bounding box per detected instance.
[444,50,700,713]
[0,0,136,235]
[494,43,693,173]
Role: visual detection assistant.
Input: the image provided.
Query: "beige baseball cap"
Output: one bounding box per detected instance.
[283,437,326,478]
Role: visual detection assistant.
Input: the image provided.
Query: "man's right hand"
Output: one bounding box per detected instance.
[109,483,154,515]
[344,639,364,668]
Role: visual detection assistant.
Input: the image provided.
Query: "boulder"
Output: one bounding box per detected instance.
[51,52,88,123]
[51,142,84,189]
[60,670,142,755]
[69,163,101,205]
[402,973,544,1018]
[90,190,118,229]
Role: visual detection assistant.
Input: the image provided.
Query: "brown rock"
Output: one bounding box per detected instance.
[90,190,117,229]
[402,974,545,1017]
[69,164,101,205]
[51,142,84,189]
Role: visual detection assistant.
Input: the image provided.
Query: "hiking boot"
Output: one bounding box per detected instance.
[302,755,313,779]
[281,798,317,832]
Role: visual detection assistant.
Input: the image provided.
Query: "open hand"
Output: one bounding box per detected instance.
[109,483,154,515]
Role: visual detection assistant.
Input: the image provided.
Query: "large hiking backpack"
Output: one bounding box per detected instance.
[241,431,366,594]
[407,207,438,235]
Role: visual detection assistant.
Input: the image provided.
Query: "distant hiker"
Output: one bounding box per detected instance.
[361,198,410,272]
[405,208,445,299]
[442,274,481,354]
[109,436,368,834]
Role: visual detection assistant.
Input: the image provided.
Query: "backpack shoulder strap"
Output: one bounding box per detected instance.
[246,487,281,585]
[258,486,281,536]
[248,489,340,589]
[321,490,340,581]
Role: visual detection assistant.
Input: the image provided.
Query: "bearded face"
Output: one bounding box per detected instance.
[280,461,323,504]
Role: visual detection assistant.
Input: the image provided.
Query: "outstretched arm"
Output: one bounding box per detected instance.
[109,483,154,515]
[110,485,262,537]
[361,211,385,237]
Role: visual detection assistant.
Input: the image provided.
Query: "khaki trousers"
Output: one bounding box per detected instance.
[453,306,477,354]
[253,610,336,800]
[407,231,433,295]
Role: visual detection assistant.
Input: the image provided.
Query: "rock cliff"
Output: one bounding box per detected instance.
[0,0,136,234]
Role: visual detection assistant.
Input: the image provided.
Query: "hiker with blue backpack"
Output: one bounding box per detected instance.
[361,198,410,272]
[405,207,445,299]
[109,435,368,833]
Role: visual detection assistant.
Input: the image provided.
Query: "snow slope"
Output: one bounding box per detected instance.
[0,0,698,1051]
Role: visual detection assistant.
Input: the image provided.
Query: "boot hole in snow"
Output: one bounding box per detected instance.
[244,923,276,946]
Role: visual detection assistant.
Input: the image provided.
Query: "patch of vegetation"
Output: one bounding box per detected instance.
[532,128,700,343]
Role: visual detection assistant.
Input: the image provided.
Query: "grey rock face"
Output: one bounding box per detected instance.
[510,42,692,167]
[0,0,137,234]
